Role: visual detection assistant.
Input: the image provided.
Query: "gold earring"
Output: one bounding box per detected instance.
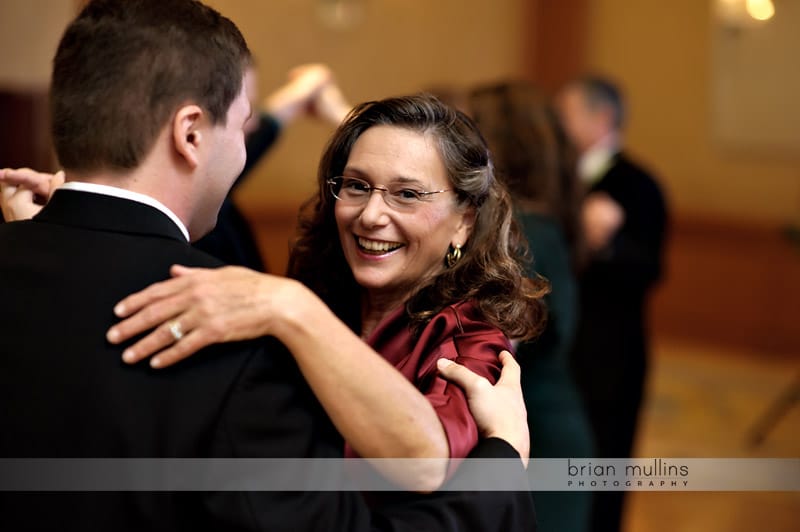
[445,244,462,268]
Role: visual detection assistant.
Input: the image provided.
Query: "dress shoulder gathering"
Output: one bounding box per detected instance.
[347,300,511,460]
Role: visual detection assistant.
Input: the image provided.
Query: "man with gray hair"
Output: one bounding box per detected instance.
[557,75,668,532]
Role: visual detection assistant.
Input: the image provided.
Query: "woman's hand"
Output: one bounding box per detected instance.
[107,264,303,368]
[0,168,64,221]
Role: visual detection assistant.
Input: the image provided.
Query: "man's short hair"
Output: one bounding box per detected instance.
[51,0,251,173]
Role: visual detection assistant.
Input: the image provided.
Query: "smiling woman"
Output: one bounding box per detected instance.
[290,93,548,462]
[293,94,547,340]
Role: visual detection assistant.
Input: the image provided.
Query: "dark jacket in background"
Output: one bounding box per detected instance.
[570,152,668,532]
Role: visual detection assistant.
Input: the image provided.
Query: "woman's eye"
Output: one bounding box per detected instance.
[344,180,369,192]
[396,189,422,201]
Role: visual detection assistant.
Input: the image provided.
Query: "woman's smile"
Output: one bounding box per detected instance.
[356,235,405,256]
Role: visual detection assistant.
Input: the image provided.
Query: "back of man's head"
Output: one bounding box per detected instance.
[51,0,251,174]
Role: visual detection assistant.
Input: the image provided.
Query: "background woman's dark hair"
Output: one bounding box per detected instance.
[468,81,585,272]
[50,0,251,173]
[288,93,548,340]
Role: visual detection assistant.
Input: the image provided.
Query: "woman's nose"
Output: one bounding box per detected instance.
[357,189,391,227]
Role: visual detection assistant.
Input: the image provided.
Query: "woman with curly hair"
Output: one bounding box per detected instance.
[104,93,548,490]
[469,80,593,532]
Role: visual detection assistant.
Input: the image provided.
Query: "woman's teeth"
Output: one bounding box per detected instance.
[357,237,403,253]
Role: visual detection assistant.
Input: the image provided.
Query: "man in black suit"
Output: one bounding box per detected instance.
[556,76,668,532]
[0,1,535,530]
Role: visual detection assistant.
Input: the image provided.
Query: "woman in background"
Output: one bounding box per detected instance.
[470,80,595,532]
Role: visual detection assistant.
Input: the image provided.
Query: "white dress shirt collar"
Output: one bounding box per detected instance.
[58,181,190,242]
[577,134,620,185]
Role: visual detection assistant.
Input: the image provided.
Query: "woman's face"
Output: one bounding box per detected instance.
[334,125,474,309]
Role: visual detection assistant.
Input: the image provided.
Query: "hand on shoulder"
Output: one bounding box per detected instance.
[437,351,530,467]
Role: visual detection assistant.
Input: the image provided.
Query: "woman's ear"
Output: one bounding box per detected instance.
[453,205,477,246]
[172,104,204,169]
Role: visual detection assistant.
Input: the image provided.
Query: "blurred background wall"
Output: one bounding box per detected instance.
[0,0,73,171]
[206,0,528,203]
[1,0,798,354]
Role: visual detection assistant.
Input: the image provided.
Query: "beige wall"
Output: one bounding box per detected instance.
[217,0,800,226]
[583,0,799,225]
[0,0,73,88]
[204,0,528,213]
[4,0,795,227]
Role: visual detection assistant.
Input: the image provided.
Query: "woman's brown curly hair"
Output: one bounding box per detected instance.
[468,81,586,272]
[288,93,548,340]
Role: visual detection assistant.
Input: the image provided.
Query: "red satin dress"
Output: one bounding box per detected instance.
[345,300,512,462]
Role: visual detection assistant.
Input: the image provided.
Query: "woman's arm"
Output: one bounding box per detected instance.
[407,303,511,466]
[108,265,450,491]
[437,352,529,468]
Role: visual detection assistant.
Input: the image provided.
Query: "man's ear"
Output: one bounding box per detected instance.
[172,104,204,169]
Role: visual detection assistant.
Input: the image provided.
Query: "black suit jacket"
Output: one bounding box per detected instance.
[570,152,668,457]
[582,153,667,295]
[573,152,668,363]
[0,189,535,531]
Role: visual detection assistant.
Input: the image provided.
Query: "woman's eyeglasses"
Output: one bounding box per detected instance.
[327,176,451,211]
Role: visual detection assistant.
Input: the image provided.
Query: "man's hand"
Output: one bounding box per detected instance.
[437,351,530,467]
[582,191,625,251]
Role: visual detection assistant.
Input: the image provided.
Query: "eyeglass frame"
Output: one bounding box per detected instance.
[326,176,453,211]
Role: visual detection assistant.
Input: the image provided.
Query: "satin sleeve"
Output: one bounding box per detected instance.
[416,313,511,462]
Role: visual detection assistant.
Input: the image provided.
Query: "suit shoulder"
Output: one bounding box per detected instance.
[606,154,665,197]
[612,153,659,183]
[144,238,229,269]
[182,245,228,268]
